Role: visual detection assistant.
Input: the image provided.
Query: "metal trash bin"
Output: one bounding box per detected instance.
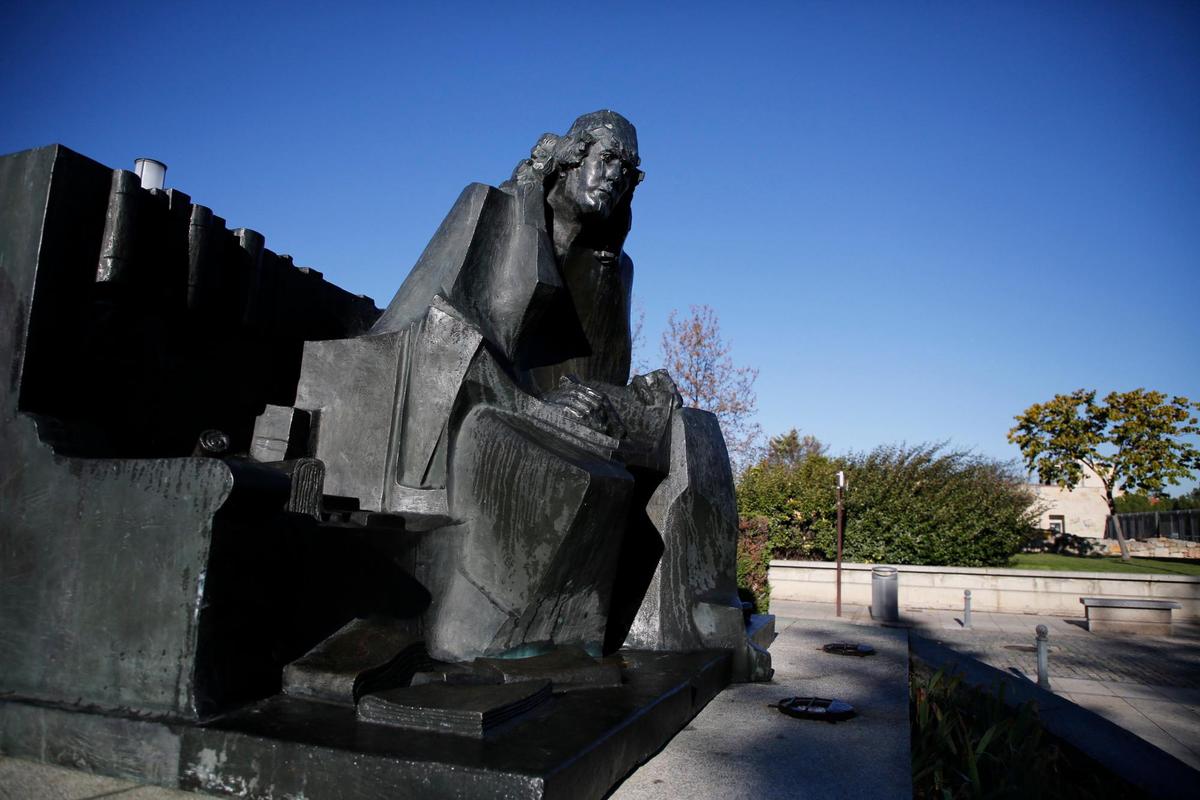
[871,566,899,623]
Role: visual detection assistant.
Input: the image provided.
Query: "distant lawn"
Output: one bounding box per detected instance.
[1008,552,1200,576]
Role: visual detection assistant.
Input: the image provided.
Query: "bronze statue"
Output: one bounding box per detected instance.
[0,121,770,800]
[296,111,770,678]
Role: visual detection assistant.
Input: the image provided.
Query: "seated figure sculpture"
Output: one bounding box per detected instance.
[293,111,770,680]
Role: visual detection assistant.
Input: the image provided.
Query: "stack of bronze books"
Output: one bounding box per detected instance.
[357,680,552,737]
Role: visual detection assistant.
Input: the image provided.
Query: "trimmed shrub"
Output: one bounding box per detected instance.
[737,443,1038,576]
[736,450,840,562]
[736,516,771,613]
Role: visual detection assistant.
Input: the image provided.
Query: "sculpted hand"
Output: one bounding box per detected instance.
[630,370,683,409]
[545,375,627,437]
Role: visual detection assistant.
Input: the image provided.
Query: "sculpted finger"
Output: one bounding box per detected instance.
[566,397,597,418]
[568,389,602,412]
[560,404,586,421]
[577,385,604,402]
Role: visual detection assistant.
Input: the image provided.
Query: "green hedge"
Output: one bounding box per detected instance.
[736,443,1038,607]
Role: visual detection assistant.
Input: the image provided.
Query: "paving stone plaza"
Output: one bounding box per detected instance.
[781,599,1200,772]
[6,598,1198,799]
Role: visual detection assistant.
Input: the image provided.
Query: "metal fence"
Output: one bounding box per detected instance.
[1106,509,1200,542]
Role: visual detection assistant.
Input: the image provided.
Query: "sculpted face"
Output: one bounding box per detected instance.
[560,129,638,219]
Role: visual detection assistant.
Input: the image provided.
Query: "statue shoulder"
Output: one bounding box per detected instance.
[450,182,513,221]
[371,183,516,335]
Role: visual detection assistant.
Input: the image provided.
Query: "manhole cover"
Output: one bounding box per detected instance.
[1003,644,1037,653]
[769,696,856,722]
[822,642,876,657]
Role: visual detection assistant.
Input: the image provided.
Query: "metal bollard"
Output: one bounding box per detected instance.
[963,589,972,629]
[870,566,899,623]
[1035,624,1050,689]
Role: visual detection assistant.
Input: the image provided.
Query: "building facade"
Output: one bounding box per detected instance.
[1027,463,1114,539]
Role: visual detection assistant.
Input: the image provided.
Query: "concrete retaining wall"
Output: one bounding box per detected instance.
[769,560,1200,620]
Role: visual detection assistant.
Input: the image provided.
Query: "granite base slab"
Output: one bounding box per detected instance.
[0,649,730,800]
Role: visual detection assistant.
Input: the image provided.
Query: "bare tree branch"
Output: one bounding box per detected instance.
[660,305,762,473]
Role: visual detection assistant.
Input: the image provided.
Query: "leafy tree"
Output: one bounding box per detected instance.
[1113,493,1165,514]
[660,304,761,473]
[1113,487,1200,513]
[765,428,827,468]
[1008,389,1200,559]
[1177,487,1200,510]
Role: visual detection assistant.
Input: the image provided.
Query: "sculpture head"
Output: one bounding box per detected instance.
[517,111,643,231]
[549,111,642,219]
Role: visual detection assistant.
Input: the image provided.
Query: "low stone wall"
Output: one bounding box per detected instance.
[1094,537,1200,559]
[769,560,1200,620]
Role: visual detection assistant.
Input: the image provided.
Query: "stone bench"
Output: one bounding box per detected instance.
[1080,597,1181,636]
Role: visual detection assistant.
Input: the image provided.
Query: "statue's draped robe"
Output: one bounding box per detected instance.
[369,181,653,660]
[296,178,765,678]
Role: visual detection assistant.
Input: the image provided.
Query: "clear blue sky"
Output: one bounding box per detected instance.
[4,1,1198,486]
